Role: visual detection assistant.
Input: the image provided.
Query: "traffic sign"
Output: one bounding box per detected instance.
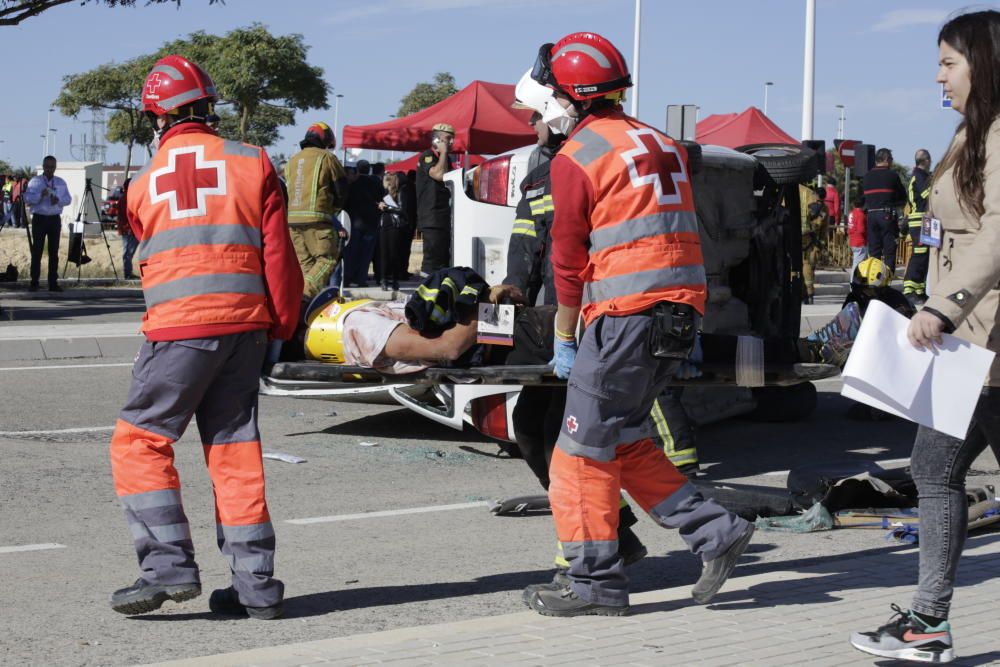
[837,139,859,167]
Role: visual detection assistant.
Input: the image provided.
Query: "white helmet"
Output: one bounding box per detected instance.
[513,69,555,115]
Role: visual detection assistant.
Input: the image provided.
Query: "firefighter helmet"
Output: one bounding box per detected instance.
[303,298,373,364]
[532,32,632,101]
[853,257,892,288]
[304,122,336,149]
[142,55,217,117]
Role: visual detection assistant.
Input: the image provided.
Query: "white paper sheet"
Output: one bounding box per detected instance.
[841,300,995,439]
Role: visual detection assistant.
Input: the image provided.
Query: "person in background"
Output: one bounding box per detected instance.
[802,187,828,305]
[343,159,382,287]
[862,147,907,272]
[377,172,409,291]
[903,149,933,306]
[285,122,349,299]
[24,155,71,292]
[399,169,418,279]
[851,11,1000,663]
[847,194,868,277]
[416,123,455,275]
[824,176,841,226]
[115,180,138,280]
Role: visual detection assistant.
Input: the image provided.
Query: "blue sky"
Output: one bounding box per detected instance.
[0,0,983,170]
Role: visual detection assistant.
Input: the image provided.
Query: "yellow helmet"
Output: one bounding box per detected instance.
[853,257,892,288]
[304,298,373,364]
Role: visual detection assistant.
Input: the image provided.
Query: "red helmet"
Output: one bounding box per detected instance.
[532,32,632,101]
[304,122,336,149]
[142,55,217,116]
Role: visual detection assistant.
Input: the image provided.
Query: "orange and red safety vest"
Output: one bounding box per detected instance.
[557,112,706,324]
[127,129,273,336]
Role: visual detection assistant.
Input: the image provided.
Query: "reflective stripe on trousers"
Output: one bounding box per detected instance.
[109,331,283,607]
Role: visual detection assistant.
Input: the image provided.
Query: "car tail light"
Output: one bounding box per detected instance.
[473,155,512,206]
[470,393,515,443]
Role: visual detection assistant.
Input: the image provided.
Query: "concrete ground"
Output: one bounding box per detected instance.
[1,272,998,666]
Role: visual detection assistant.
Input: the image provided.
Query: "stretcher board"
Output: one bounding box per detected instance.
[267,361,839,388]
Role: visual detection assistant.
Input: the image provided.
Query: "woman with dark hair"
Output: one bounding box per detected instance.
[851,9,1000,664]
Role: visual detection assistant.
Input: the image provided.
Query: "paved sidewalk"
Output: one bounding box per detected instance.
[147,531,1000,667]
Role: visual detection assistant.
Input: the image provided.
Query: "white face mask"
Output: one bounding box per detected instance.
[542,97,578,136]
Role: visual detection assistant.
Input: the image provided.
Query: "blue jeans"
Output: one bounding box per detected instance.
[122,232,139,279]
[910,388,1000,619]
[343,229,377,285]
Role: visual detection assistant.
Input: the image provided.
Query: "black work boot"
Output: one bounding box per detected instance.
[691,522,755,604]
[527,586,629,617]
[209,586,284,620]
[110,578,201,615]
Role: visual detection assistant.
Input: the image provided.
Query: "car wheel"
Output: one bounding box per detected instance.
[747,382,817,422]
[738,143,815,185]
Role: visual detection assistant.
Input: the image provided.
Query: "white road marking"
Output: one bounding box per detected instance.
[0,426,114,437]
[0,362,132,372]
[287,501,491,525]
[0,543,66,554]
[762,457,911,477]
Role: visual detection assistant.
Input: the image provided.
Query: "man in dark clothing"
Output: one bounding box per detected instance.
[399,170,418,278]
[903,149,932,305]
[862,147,907,273]
[343,159,382,286]
[416,123,455,275]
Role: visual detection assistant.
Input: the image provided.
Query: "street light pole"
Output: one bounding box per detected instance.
[333,93,344,148]
[48,128,58,156]
[45,108,54,156]
[835,104,846,140]
[800,0,816,140]
[764,81,773,115]
[630,0,641,119]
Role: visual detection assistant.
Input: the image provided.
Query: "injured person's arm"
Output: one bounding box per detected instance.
[382,316,479,364]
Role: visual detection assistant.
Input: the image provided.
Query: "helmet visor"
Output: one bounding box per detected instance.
[530,43,557,88]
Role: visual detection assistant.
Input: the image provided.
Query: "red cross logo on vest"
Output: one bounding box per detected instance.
[620,128,689,206]
[566,415,579,434]
[149,145,227,220]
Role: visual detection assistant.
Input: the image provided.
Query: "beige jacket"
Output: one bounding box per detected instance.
[926,118,1000,385]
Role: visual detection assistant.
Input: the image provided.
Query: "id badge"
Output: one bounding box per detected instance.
[477,303,515,346]
[919,214,942,248]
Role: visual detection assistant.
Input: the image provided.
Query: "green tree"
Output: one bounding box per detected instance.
[397,72,458,117]
[0,0,222,27]
[13,165,35,179]
[54,55,156,176]
[0,159,12,175]
[160,24,328,142]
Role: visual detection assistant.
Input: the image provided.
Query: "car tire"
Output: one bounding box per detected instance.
[738,143,815,185]
[747,382,817,422]
[679,141,702,175]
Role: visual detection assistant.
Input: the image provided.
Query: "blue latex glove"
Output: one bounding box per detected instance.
[551,337,578,379]
[674,334,703,380]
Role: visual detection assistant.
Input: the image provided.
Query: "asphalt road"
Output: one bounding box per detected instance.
[1,358,998,666]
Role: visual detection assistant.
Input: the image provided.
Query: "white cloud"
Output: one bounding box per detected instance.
[871,8,950,33]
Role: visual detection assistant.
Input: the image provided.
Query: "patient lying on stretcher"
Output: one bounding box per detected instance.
[302,276,858,378]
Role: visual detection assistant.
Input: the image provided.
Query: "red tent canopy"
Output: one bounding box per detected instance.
[696,107,798,148]
[342,80,536,154]
[383,152,487,173]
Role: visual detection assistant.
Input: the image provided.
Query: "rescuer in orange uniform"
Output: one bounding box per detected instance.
[523,33,754,617]
[107,55,302,620]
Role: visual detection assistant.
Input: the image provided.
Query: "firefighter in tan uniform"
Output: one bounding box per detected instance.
[285,122,349,298]
[108,55,302,619]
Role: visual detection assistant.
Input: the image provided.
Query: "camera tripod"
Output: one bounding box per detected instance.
[62,178,118,282]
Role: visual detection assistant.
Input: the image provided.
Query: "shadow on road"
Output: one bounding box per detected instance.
[287,408,496,444]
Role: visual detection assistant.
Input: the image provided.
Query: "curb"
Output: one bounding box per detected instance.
[0,334,142,362]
